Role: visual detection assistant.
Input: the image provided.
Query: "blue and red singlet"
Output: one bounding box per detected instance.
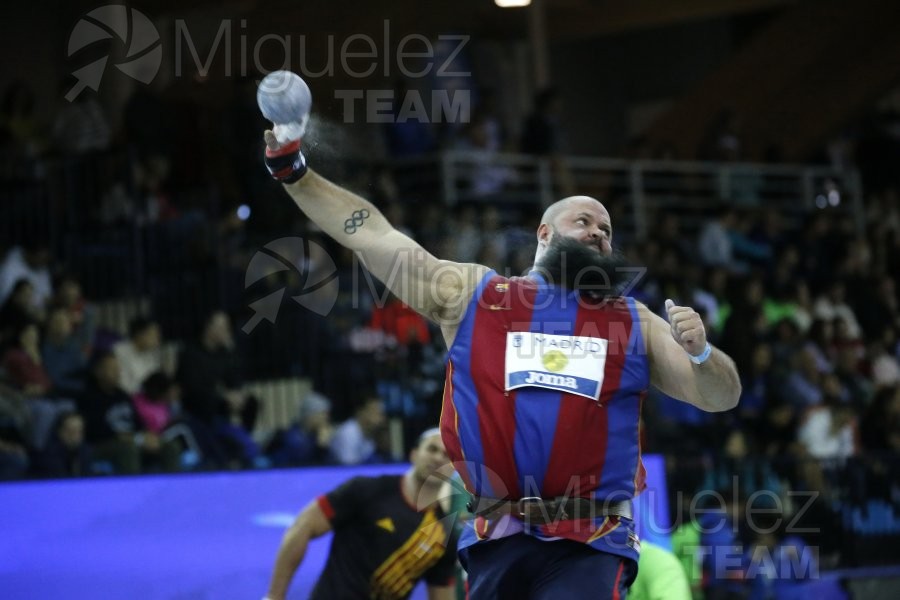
[440,271,649,562]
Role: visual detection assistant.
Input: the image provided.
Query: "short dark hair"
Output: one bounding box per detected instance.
[142,371,173,399]
[128,316,157,339]
[355,395,383,413]
[90,349,116,370]
[52,271,80,290]
[417,427,441,447]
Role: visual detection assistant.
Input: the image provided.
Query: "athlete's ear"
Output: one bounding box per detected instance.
[537,223,553,247]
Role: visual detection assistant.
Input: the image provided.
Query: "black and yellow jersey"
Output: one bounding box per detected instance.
[311,475,458,600]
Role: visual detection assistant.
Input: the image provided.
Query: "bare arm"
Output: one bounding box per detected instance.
[271,140,488,345]
[638,301,741,412]
[265,500,332,600]
[427,584,457,600]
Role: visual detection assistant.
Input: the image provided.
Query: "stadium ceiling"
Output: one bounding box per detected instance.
[545,0,793,39]
[121,0,793,41]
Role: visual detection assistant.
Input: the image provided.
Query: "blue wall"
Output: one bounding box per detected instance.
[0,456,670,599]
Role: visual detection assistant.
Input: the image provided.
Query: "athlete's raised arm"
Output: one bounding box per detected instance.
[264,131,488,346]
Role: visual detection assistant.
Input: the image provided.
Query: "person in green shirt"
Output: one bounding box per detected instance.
[628,541,693,600]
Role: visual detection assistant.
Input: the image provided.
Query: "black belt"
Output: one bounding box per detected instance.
[467,495,632,524]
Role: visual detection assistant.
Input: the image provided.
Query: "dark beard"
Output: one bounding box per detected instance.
[533,236,634,298]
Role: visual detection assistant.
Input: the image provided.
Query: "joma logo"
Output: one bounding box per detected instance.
[524,372,577,389]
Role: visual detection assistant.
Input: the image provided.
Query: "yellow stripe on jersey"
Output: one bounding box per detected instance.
[370,508,449,599]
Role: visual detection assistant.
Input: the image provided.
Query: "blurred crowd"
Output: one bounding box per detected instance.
[1,74,900,586]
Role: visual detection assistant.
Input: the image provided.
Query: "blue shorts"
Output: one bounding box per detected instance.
[460,534,637,599]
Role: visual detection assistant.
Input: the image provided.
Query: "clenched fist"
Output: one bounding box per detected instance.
[665,298,708,359]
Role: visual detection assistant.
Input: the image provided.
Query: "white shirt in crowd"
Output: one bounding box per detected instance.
[797,407,856,461]
[113,340,162,395]
[0,247,52,308]
[329,419,375,465]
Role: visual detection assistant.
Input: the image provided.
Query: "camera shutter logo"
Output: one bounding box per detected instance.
[66,5,162,101]
[243,237,339,333]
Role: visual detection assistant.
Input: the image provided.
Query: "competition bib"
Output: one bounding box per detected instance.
[504,332,608,400]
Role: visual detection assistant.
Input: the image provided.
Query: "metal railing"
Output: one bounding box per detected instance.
[387,150,864,240]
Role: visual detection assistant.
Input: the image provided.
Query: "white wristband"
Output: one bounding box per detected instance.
[689,343,713,365]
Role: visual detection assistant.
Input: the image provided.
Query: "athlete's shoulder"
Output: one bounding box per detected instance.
[335,474,399,495]
[368,474,404,493]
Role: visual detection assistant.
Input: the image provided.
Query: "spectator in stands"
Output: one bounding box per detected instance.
[0,240,52,310]
[2,321,52,398]
[697,208,741,271]
[0,378,31,479]
[702,267,731,336]
[784,348,824,408]
[797,391,858,462]
[813,281,862,341]
[833,345,873,410]
[626,541,692,600]
[113,317,163,395]
[368,295,431,348]
[727,211,773,267]
[78,352,139,474]
[831,316,865,366]
[329,396,386,465]
[80,351,178,474]
[268,391,334,467]
[760,395,800,465]
[0,279,42,346]
[50,273,96,357]
[177,310,261,467]
[178,310,245,423]
[804,318,835,374]
[738,343,775,430]
[782,280,814,334]
[763,274,813,333]
[0,433,28,479]
[719,277,768,373]
[34,410,91,478]
[869,332,900,389]
[132,371,179,435]
[670,265,719,335]
[41,306,87,395]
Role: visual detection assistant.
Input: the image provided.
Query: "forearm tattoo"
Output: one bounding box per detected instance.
[344,209,370,234]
